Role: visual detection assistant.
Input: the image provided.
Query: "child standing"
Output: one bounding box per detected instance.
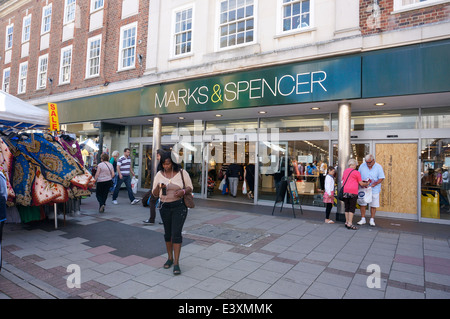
[323,167,336,224]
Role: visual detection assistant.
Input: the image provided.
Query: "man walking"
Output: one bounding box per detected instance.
[112,148,140,205]
[357,154,385,227]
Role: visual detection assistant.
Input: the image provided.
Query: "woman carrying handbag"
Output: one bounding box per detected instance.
[94,153,115,213]
[152,152,193,275]
[341,159,369,230]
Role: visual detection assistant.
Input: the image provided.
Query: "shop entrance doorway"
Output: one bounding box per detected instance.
[205,139,257,203]
[333,140,418,219]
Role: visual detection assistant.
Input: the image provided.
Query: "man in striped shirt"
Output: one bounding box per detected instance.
[112,148,140,205]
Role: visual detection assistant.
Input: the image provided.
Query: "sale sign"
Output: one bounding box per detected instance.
[48,103,59,131]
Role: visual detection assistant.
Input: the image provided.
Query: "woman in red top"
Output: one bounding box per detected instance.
[342,159,369,230]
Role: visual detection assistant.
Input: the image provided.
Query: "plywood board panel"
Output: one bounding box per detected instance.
[376,143,417,214]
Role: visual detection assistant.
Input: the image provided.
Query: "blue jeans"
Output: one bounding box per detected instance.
[112,175,135,202]
[109,173,118,192]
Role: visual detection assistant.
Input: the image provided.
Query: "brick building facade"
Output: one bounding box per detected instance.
[360,0,450,35]
[1,1,450,223]
[0,0,148,99]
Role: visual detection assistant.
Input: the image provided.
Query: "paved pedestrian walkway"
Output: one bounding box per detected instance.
[1,191,450,299]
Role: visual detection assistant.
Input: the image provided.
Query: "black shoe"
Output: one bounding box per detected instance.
[143,219,155,225]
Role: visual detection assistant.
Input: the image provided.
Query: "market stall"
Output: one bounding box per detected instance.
[0,91,93,229]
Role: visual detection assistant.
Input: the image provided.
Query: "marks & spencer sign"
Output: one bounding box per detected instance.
[141,55,361,114]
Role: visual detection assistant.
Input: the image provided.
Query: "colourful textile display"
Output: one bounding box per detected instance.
[11,151,35,206]
[32,166,68,206]
[6,133,84,188]
[3,132,92,221]
[56,135,84,166]
[0,138,15,203]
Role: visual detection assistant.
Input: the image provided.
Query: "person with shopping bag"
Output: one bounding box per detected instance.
[341,159,370,230]
[357,154,385,227]
[112,148,140,205]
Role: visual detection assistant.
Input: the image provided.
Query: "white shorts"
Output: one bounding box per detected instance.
[358,192,380,208]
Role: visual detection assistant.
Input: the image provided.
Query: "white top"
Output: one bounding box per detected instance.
[324,174,335,196]
[152,169,193,203]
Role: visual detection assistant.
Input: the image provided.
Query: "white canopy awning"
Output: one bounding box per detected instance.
[0,91,49,130]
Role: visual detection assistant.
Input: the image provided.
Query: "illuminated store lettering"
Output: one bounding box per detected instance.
[154,70,328,109]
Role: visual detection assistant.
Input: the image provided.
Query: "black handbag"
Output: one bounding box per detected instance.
[338,169,355,201]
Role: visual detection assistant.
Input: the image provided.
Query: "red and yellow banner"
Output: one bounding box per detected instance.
[48,103,60,131]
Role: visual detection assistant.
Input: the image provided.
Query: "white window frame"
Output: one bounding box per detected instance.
[171,5,194,58]
[59,45,73,85]
[216,0,257,51]
[37,54,49,90]
[86,35,102,78]
[64,0,77,25]
[277,0,314,36]
[392,0,450,13]
[18,62,28,94]
[118,22,137,71]
[91,0,104,13]
[41,4,52,35]
[2,68,10,93]
[5,23,14,50]
[22,14,31,43]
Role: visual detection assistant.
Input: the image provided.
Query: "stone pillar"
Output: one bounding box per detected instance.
[151,117,162,189]
[337,102,351,221]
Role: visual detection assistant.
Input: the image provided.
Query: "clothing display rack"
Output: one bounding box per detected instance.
[0,129,92,229]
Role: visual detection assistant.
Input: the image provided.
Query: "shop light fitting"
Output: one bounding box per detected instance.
[311,107,320,110]
[258,111,267,114]
[147,119,153,122]
[178,117,185,120]
[375,102,385,106]
[215,114,223,117]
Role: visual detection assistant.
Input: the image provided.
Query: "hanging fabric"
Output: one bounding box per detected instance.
[6,132,84,188]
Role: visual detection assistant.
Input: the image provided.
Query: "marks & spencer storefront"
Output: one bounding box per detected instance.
[53,39,450,224]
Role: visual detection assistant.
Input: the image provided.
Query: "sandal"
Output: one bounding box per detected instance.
[347,224,358,230]
[173,264,181,275]
[325,219,334,224]
[163,259,173,269]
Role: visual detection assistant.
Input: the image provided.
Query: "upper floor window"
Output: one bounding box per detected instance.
[281,0,310,32]
[173,7,193,56]
[41,4,52,34]
[2,68,10,93]
[86,35,102,78]
[5,24,14,50]
[18,62,28,94]
[37,54,48,90]
[393,0,448,11]
[64,0,77,24]
[119,22,137,71]
[22,15,31,43]
[91,0,104,12]
[60,45,73,84]
[218,0,255,49]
